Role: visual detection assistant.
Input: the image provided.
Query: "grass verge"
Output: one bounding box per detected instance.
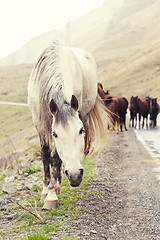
[0,149,95,240]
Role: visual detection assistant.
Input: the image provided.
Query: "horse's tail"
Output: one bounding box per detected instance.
[86,95,110,154]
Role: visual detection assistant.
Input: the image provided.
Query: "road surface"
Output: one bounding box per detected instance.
[0,101,28,107]
[134,114,160,182]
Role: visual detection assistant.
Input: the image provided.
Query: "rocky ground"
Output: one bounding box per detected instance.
[0,127,160,239]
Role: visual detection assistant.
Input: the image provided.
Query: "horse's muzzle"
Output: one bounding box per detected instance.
[65,168,84,187]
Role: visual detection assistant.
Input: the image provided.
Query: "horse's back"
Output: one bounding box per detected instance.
[70,47,97,91]
[64,46,98,117]
[139,98,150,116]
[118,97,128,115]
[28,43,98,124]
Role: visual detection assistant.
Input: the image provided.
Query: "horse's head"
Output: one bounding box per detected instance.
[130,96,138,111]
[151,98,157,110]
[98,82,105,99]
[50,95,85,187]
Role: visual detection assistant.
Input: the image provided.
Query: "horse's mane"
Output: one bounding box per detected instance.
[31,41,65,109]
[86,95,109,154]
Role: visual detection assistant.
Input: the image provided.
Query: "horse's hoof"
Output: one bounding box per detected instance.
[42,200,58,210]
[41,194,47,202]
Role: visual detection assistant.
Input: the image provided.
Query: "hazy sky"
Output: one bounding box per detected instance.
[0,0,103,59]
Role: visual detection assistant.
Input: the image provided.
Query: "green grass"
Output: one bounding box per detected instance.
[0,152,95,239]
[0,64,33,141]
[21,231,49,240]
[21,213,36,225]
[28,145,41,161]
[0,173,6,182]
[0,64,33,103]
[0,104,32,140]
[41,154,95,220]
[22,166,42,175]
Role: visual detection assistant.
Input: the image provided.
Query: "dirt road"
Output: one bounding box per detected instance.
[101,129,160,240]
[1,127,160,239]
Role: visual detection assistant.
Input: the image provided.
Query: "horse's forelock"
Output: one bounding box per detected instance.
[55,103,76,126]
[151,98,157,108]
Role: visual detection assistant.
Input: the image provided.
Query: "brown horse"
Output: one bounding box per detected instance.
[129,96,139,128]
[97,83,106,99]
[129,96,150,129]
[137,97,150,129]
[98,83,119,132]
[149,98,159,127]
[117,97,128,132]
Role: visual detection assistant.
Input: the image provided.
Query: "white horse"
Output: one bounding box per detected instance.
[28,41,109,210]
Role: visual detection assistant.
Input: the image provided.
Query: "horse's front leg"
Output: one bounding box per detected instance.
[154,115,157,127]
[135,114,137,129]
[43,149,62,210]
[116,115,120,134]
[142,117,144,129]
[129,113,131,128]
[130,112,134,128]
[41,143,51,202]
[146,116,148,129]
[124,115,127,131]
[138,114,141,129]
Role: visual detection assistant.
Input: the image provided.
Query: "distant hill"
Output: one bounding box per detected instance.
[94,0,160,58]
[98,41,160,100]
[1,0,160,100]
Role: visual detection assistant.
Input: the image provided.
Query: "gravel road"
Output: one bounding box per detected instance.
[51,127,160,240]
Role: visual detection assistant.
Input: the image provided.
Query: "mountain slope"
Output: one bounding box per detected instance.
[1,0,160,101]
[98,41,160,99]
[94,0,160,56]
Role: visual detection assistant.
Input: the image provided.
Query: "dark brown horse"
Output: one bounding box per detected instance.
[129,96,150,129]
[150,98,159,127]
[117,97,128,132]
[129,96,139,128]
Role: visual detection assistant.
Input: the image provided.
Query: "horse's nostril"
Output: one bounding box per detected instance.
[65,170,70,179]
[80,168,84,176]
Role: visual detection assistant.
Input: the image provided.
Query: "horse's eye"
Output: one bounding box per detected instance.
[52,131,58,138]
[79,127,85,135]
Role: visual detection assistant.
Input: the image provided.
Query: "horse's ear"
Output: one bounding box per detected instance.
[50,99,58,115]
[70,95,79,111]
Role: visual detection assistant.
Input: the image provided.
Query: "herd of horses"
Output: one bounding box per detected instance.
[98,83,160,133]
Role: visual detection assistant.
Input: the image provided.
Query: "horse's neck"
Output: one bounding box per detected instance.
[59,47,82,105]
[54,86,65,108]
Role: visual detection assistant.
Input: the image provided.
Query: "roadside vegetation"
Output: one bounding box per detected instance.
[0,145,96,240]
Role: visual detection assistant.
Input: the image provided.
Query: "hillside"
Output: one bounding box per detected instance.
[94,0,160,57]
[98,41,160,99]
[0,0,160,100]
[94,0,160,99]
